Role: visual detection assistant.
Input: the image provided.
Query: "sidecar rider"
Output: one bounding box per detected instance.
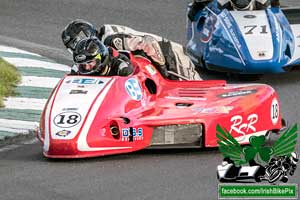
[61,19,201,80]
[188,0,281,21]
[218,0,280,10]
[71,36,133,76]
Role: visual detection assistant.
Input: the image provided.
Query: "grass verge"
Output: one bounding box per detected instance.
[0,58,21,107]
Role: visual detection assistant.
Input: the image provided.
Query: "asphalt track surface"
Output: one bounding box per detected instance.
[0,1,300,200]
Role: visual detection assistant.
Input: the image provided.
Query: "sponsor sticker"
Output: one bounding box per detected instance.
[165,96,206,101]
[145,64,157,76]
[125,78,142,101]
[53,112,81,128]
[230,113,258,142]
[257,51,266,57]
[69,89,88,94]
[218,90,257,98]
[66,78,104,85]
[121,128,143,141]
[221,12,242,50]
[62,108,78,111]
[55,130,71,137]
[193,106,233,114]
[244,14,256,19]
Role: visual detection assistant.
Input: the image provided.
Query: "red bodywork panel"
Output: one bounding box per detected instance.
[38,55,282,158]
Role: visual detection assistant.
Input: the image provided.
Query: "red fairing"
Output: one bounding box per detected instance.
[39,54,282,158]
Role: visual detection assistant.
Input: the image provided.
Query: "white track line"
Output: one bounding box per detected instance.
[0,127,30,134]
[23,138,38,144]
[21,76,60,88]
[0,145,20,153]
[3,97,47,110]
[2,57,70,71]
[0,119,38,131]
[0,138,38,153]
[0,45,42,56]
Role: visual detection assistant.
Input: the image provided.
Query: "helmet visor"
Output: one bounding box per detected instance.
[66,30,89,51]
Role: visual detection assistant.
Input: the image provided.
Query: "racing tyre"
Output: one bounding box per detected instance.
[280,176,288,183]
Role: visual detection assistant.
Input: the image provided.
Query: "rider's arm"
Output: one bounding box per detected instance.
[108,51,133,76]
[217,0,232,10]
[188,0,214,21]
[69,64,79,75]
[103,33,165,66]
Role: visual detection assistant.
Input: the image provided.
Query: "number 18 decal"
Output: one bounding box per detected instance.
[271,98,279,125]
[54,112,81,128]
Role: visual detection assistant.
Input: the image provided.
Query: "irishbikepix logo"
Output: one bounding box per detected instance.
[216,124,299,183]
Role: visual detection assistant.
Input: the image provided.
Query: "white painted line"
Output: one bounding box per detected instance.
[2,57,70,71]
[23,138,38,144]
[0,45,42,56]
[3,97,47,110]
[0,127,30,134]
[0,119,38,130]
[0,138,38,153]
[21,76,60,88]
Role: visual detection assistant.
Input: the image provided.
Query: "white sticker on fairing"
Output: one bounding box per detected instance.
[145,64,157,76]
[271,98,279,125]
[50,76,112,140]
[66,78,104,84]
[231,11,273,60]
[125,78,142,101]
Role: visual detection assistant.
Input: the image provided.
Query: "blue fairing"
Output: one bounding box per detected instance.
[186,1,298,74]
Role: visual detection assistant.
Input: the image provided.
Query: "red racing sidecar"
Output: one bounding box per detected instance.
[37,54,282,158]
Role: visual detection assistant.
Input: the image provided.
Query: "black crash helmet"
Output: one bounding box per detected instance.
[73,37,109,75]
[61,19,98,52]
[230,0,253,10]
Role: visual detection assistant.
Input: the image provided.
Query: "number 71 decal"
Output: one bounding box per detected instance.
[244,25,268,35]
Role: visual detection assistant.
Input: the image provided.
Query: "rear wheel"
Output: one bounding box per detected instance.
[265,119,288,146]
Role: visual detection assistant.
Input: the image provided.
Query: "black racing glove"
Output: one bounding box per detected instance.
[155,63,169,78]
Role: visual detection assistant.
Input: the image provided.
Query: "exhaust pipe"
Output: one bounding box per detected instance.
[110,126,120,136]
